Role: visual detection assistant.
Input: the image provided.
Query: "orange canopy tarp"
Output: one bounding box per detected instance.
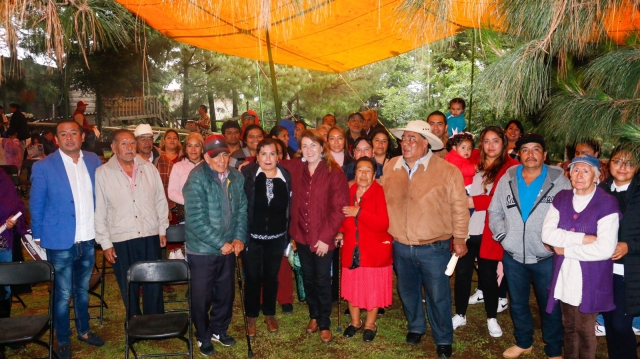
[115,0,640,73]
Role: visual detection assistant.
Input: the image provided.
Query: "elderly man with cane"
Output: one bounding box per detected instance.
[183,134,247,357]
[379,120,469,359]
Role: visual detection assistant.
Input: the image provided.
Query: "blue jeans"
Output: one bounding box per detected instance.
[46,240,95,345]
[393,239,453,345]
[0,249,12,299]
[502,254,563,357]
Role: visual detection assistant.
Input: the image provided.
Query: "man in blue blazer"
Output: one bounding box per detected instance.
[30,120,105,359]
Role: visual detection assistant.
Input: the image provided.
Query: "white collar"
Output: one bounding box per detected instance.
[393,150,432,173]
[257,167,286,182]
[59,150,84,164]
[611,181,631,192]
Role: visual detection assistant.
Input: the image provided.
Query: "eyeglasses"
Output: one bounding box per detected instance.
[611,159,636,168]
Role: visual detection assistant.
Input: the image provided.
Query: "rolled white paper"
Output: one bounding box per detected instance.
[0,211,22,235]
[445,254,459,276]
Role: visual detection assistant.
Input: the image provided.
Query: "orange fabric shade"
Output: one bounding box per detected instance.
[115,0,640,73]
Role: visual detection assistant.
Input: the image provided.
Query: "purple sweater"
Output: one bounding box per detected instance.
[546,187,621,314]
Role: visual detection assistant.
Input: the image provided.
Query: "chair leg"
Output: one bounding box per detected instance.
[12,294,26,309]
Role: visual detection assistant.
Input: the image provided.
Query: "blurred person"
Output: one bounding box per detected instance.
[73,100,98,150]
[240,110,260,138]
[182,134,247,355]
[42,129,58,155]
[8,103,30,143]
[30,120,104,359]
[445,98,466,137]
[504,120,524,161]
[336,157,392,343]
[294,120,307,142]
[361,110,378,136]
[543,154,620,359]
[342,137,382,182]
[156,129,183,260]
[240,138,292,336]
[195,105,211,137]
[370,127,393,169]
[322,114,336,128]
[2,129,22,170]
[574,138,609,183]
[316,124,331,141]
[427,111,449,158]
[231,124,264,168]
[345,113,364,156]
[269,125,295,159]
[168,132,204,224]
[221,120,242,153]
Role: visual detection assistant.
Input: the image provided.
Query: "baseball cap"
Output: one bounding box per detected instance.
[204,134,230,157]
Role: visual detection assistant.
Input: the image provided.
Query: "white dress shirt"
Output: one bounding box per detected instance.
[60,150,95,242]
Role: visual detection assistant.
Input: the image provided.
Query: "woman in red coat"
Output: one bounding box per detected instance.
[452,126,520,337]
[280,129,349,344]
[335,157,392,343]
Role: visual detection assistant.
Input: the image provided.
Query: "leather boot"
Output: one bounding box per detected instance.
[247,317,257,337]
[264,316,279,333]
[306,319,318,334]
[320,329,333,344]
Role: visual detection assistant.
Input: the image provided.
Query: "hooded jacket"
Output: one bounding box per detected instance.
[488,164,571,264]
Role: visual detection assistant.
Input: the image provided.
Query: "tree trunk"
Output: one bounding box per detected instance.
[232,89,239,117]
[207,89,216,132]
[181,62,190,119]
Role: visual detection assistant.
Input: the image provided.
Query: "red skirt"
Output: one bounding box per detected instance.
[340,265,393,310]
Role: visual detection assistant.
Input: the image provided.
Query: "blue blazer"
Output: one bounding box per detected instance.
[29,150,102,250]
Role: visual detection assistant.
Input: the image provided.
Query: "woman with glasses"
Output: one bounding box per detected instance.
[600,146,640,358]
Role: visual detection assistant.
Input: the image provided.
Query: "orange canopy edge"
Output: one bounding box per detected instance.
[115,0,640,73]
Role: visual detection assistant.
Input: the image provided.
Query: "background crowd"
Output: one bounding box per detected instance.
[0,98,639,359]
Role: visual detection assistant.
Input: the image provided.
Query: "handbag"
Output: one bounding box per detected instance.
[349,210,361,270]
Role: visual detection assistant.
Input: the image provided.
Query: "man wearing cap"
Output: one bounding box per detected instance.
[380,120,469,358]
[73,100,99,149]
[488,133,570,359]
[134,123,161,165]
[183,134,247,356]
[95,129,169,319]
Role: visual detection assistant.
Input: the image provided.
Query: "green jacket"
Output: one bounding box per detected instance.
[183,162,248,255]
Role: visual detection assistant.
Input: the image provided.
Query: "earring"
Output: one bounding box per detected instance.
[321,153,324,159]
[301,157,307,162]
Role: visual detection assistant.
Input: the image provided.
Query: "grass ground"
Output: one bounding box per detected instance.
[7,251,619,359]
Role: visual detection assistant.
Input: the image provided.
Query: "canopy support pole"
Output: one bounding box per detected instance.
[468,29,476,132]
[255,61,264,123]
[265,30,281,122]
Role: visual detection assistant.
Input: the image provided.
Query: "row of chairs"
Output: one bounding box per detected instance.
[0,224,193,358]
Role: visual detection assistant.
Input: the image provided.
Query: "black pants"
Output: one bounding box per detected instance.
[242,236,287,317]
[112,236,163,319]
[297,242,333,330]
[603,274,638,359]
[454,235,499,318]
[188,253,235,343]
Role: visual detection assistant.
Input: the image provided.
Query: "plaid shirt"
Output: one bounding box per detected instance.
[156,154,176,210]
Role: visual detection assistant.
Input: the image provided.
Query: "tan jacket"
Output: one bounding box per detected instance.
[380,151,469,246]
[94,156,169,250]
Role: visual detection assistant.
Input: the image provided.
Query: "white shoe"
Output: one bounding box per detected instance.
[595,323,606,337]
[469,289,484,304]
[497,297,509,313]
[633,327,640,336]
[172,248,185,260]
[452,314,467,330]
[168,250,176,260]
[487,318,503,338]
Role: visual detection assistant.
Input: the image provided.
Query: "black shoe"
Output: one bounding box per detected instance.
[377,308,385,316]
[77,332,105,347]
[281,303,294,314]
[406,332,423,345]
[343,323,361,338]
[211,333,236,347]
[344,308,350,316]
[437,344,452,359]
[198,341,214,356]
[363,325,377,342]
[56,344,71,359]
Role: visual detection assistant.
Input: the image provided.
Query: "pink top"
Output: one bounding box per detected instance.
[116,159,138,192]
[168,157,202,205]
[2,138,22,169]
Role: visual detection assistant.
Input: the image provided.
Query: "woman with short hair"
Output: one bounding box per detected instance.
[542,154,621,359]
[280,129,349,344]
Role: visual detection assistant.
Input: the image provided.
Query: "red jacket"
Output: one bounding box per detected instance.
[281,158,349,252]
[444,148,480,186]
[339,181,393,268]
[476,156,521,260]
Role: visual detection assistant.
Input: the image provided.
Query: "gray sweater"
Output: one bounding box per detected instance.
[488,165,571,264]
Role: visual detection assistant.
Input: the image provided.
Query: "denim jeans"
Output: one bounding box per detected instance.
[46,240,95,345]
[502,254,563,357]
[393,239,453,345]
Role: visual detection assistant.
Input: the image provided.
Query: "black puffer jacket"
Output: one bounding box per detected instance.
[600,173,640,315]
[241,163,292,241]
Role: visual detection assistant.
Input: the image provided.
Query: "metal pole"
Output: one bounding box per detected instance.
[468,29,476,132]
[265,30,281,122]
[255,61,264,124]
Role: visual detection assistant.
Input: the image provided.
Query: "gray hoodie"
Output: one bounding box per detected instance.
[489,165,571,264]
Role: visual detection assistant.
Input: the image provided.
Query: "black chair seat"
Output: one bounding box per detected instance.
[128,313,189,340]
[0,315,49,343]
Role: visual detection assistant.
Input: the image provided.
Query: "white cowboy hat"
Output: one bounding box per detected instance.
[391,120,444,151]
[134,124,153,138]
